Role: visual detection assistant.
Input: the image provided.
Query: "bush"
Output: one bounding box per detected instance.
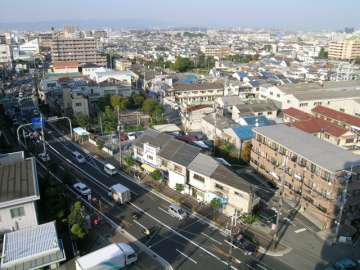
[124,156,135,167]
[96,139,105,150]
[175,183,184,193]
[239,214,257,224]
[151,169,162,181]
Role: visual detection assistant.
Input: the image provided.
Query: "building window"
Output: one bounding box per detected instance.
[161,160,168,167]
[10,207,25,218]
[234,191,244,198]
[276,94,280,98]
[300,103,308,107]
[339,108,345,112]
[174,164,182,173]
[270,91,273,95]
[146,155,153,160]
[75,102,82,107]
[215,183,224,190]
[346,138,354,144]
[193,173,205,183]
[324,134,330,139]
[267,111,272,115]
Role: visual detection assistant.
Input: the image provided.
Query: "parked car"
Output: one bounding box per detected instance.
[73,181,91,196]
[232,233,257,256]
[72,151,86,163]
[38,152,50,162]
[168,204,187,220]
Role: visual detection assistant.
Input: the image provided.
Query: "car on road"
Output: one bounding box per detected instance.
[73,181,91,196]
[38,152,50,162]
[334,258,357,270]
[168,204,187,220]
[232,233,257,256]
[72,151,86,163]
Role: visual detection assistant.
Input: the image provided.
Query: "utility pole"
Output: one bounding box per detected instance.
[273,156,288,246]
[40,114,46,155]
[117,106,122,167]
[335,166,352,241]
[213,104,217,154]
[227,210,238,270]
[99,116,103,136]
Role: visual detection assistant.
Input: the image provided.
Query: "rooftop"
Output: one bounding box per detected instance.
[52,61,79,69]
[234,100,278,115]
[159,139,201,167]
[173,82,224,91]
[0,157,40,207]
[289,118,348,137]
[283,107,313,121]
[312,105,360,128]
[254,124,360,172]
[133,129,173,148]
[202,114,238,130]
[1,222,65,270]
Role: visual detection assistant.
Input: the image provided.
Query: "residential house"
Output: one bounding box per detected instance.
[181,105,213,132]
[232,100,278,122]
[0,152,40,233]
[188,153,259,216]
[283,107,313,123]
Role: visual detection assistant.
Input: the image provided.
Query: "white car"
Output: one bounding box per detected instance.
[38,152,50,162]
[168,204,187,220]
[73,182,91,196]
[72,151,86,163]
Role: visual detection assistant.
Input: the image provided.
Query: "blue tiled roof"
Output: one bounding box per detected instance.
[232,126,254,140]
[235,71,248,78]
[242,115,271,126]
[232,116,273,140]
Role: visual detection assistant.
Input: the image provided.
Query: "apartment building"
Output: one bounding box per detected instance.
[0,152,40,233]
[328,38,360,60]
[200,45,232,58]
[312,105,360,130]
[171,82,224,106]
[231,100,278,122]
[181,105,213,132]
[51,37,106,66]
[250,124,360,229]
[263,80,360,116]
[0,44,12,68]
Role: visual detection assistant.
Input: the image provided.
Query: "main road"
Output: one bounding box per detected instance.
[32,125,295,270]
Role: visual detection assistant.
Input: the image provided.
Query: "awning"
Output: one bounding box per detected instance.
[141,163,156,173]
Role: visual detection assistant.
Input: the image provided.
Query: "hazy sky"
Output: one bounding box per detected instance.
[0,0,359,30]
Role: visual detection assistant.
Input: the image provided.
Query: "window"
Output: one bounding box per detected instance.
[234,191,244,198]
[193,173,205,182]
[75,102,82,107]
[270,91,273,96]
[267,111,272,115]
[215,183,224,190]
[161,160,168,167]
[300,103,308,107]
[174,164,182,173]
[346,138,354,144]
[287,100,291,104]
[146,155,153,160]
[276,94,280,98]
[340,108,345,112]
[10,207,25,218]
[324,134,330,139]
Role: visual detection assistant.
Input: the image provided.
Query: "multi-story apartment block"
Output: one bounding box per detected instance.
[200,45,231,58]
[170,82,224,106]
[250,124,360,229]
[262,80,360,116]
[0,151,40,233]
[328,38,360,60]
[0,44,12,68]
[51,37,106,66]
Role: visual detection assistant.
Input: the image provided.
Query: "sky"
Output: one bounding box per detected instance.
[0,0,359,31]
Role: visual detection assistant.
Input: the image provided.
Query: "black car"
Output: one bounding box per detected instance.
[232,234,257,256]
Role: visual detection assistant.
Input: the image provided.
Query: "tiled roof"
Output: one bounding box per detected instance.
[159,140,201,167]
[185,104,212,113]
[283,107,313,121]
[312,105,360,128]
[290,118,348,137]
[53,61,80,69]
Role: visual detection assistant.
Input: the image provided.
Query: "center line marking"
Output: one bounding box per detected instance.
[294,228,307,234]
[176,249,197,264]
[201,232,223,245]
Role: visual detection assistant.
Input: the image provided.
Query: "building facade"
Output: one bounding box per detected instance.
[250,125,360,229]
[329,38,360,60]
[51,37,106,66]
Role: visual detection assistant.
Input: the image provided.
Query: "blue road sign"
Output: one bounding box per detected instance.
[31,117,45,130]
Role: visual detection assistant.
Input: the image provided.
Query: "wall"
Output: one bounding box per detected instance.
[0,202,38,233]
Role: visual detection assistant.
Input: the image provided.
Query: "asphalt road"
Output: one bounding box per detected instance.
[36,125,294,270]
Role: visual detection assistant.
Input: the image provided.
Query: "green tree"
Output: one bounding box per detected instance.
[71,223,87,239]
[142,98,157,115]
[75,113,90,130]
[318,48,328,59]
[132,95,145,108]
[124,156,135,167]
[150,169,162,181]
[210,198,222,210]
[241,142,252,163]
[98,94,111,112]
[96,139,105,150]
[172,56,192,72]
[100,106,117,133]
[175,184,184,193]
[67,201,85,226]
[111,95,128,111]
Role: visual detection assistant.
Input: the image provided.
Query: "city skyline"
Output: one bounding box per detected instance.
[1,0,360,31]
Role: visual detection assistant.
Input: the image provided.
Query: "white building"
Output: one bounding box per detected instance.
[0,152,40,233]
[0,44,12,67]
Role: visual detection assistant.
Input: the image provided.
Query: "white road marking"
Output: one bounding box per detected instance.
[176,249,198,264]
[201,232,223,245]
[48,142,239,270]
[224,240,238,249]
[294,228,307,234]
[283,217,295,226]
[133,219,149,231]
[158,206,171,215]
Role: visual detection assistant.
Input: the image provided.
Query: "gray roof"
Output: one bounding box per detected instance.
[293,89,360,101]
[159,139,201,167]
[254,124,360,172]
[173,82,224,92]
[188,153,252,193]
[202,114,238,130]
[1,222,66,270]
[218,96,244,107]
[188,153,219,176]
[133,129,173,148]
[0,158,40,207]
[234,100,278,115]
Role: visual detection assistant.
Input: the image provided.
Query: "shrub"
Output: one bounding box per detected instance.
[151,169,162,181]
[175,184,184,193]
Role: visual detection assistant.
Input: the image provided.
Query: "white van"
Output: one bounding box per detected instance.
[72,151,86,163]
[104,163,117,176]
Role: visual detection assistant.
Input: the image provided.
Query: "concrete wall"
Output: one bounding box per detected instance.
[0,202,38,233]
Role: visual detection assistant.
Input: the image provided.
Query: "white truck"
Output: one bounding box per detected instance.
[75,243,137,270]
[109,183,131,204]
